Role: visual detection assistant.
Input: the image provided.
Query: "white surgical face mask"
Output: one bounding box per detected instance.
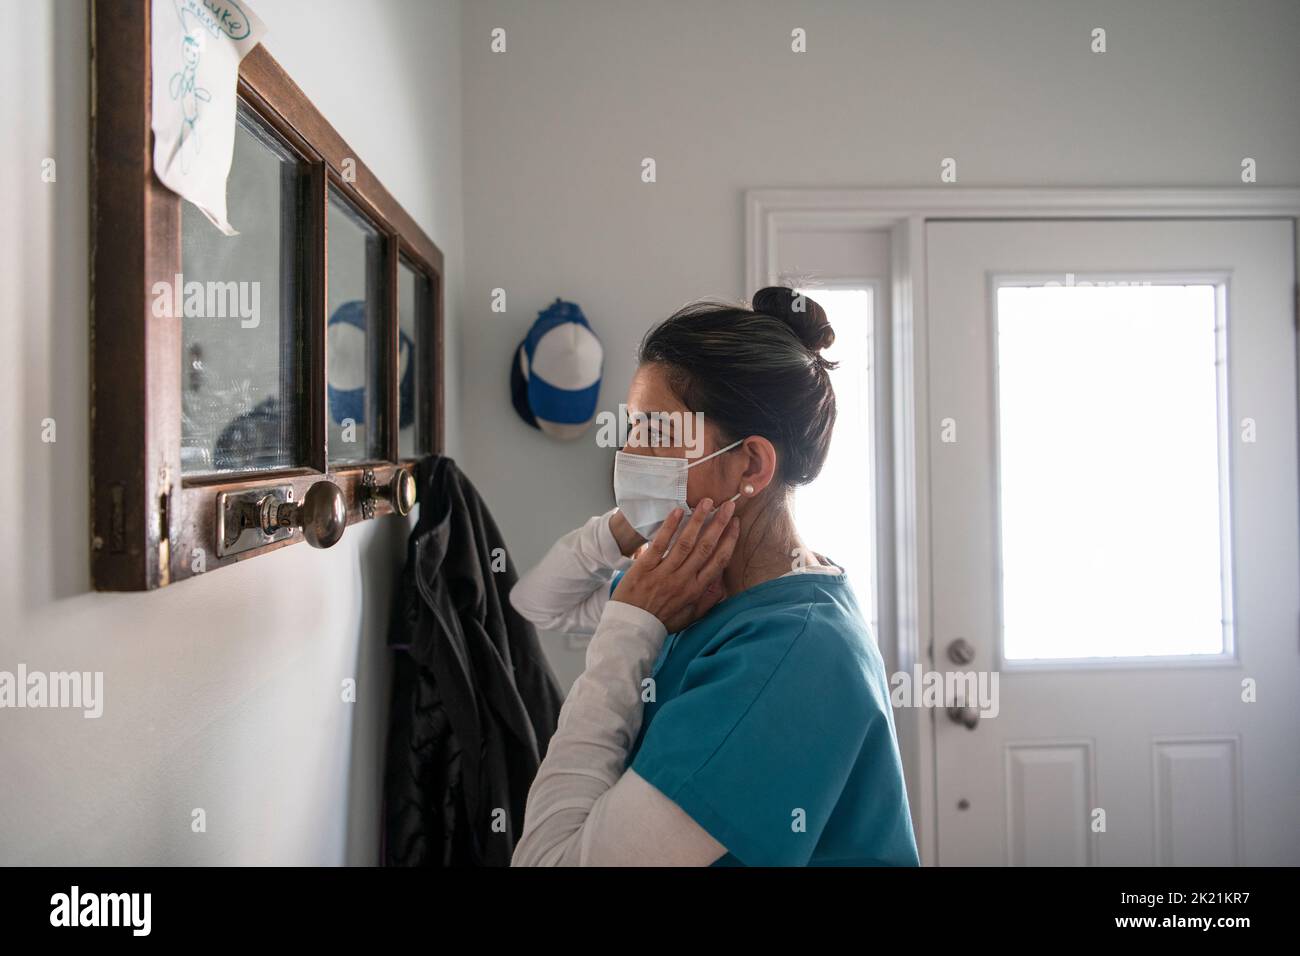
[613,438,744,538]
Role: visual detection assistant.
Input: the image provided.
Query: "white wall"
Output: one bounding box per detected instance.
[0,0,462,864]
[458,0,1300,692]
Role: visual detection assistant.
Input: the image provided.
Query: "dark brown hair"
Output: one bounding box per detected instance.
[638,287,837,486]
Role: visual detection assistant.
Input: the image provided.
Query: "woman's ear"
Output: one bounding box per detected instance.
[736,436,778,498]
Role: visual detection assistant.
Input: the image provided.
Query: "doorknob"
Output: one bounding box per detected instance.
[359,468,417,518]
[261,480,347,548]
[945,638,979,728]
[947,704,980,730]
[947,637,976,665]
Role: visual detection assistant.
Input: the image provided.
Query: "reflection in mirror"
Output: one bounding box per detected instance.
[180,104,308,475]
[327,187,388,463]
[398,259,431,459]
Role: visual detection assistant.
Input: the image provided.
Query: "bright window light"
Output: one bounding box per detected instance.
[792,287,878,638]
[996,282,1230,661]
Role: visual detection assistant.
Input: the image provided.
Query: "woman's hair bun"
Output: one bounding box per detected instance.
[752,286,835,352]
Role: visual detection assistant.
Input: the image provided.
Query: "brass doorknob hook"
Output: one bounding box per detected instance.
[260,480,347,548]
[360,468,417,518]
[388,469,417,516]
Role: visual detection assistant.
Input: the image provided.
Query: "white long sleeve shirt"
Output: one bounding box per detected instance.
[508,510,729,866]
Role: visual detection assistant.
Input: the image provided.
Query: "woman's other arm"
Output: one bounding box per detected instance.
[509,508,643,636]
[509,599,727,866]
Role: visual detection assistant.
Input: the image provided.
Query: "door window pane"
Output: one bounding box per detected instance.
[327,187,388,463]
[791,287,878,637]
[995,282,1229,660]
[398,259,431,459]
[180,105,308,474]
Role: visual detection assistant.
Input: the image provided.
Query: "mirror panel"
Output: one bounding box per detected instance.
[180,105,309,475]
[327,186,388,464]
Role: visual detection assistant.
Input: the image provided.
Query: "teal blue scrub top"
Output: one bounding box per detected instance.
[608,567,920,867]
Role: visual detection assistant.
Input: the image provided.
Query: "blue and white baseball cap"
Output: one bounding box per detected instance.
[511,298,603,440]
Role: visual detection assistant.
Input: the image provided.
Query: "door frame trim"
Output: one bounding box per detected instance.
[745,187,1300,866]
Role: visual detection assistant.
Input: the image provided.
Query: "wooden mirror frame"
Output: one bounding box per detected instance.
[90,0,444,591]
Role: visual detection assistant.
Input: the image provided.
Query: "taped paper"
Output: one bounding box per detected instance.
[151,0,268,236]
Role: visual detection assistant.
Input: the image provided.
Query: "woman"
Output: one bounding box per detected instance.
[509,287,919,866]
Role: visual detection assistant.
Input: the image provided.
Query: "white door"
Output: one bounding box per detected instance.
[926,219,1300,865]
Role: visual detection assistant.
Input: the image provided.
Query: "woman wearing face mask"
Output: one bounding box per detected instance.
[509,287,919,867]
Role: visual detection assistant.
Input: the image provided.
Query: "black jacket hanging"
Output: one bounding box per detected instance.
[384,454,564,866]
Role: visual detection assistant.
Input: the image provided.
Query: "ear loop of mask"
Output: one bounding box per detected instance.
[685,438,746,506]
[659,439,747,559]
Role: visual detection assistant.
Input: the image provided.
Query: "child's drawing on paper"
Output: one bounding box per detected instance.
[149,0,267,236]
[169,31,211,173]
